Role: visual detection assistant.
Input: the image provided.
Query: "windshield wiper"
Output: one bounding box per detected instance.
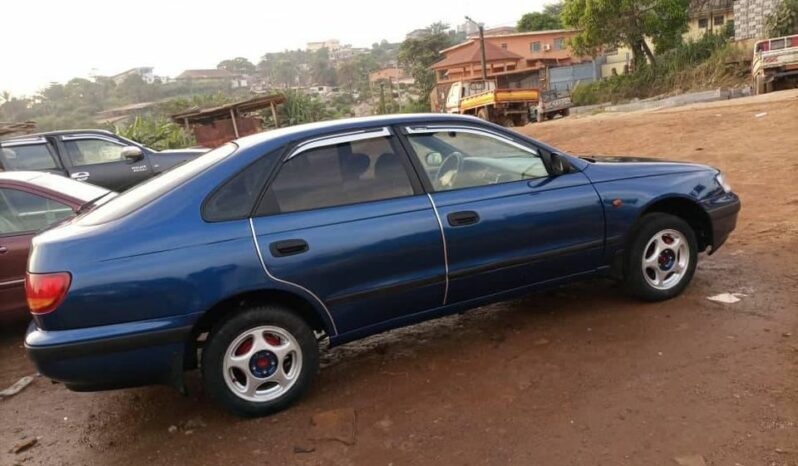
[77,191,114,215]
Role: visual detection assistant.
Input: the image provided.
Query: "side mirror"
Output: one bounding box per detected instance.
[425,151,443,167]
[121,146,144,161]
[549,153,568,176]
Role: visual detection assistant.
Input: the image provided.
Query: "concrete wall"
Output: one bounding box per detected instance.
[549,61,601,91]
[734,0,780,40]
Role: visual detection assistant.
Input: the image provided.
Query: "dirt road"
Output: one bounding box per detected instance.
[2,90,797,466]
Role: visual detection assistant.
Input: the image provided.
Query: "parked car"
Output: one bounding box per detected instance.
[0,171,112,316]
[752,34,798,95]
[0,130,207,191]
[24,114,740,417]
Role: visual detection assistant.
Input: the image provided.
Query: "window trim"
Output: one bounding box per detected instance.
[404,125,539,156]
[253,127,422,217]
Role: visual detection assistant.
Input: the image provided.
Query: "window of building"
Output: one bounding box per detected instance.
[714,15,724,26]
[554,37,565,50]
[259,136,415,215]
[500,43,508,49]
[0,188,73,234]
[0,143,58,170]
[530,41,541,52]
[698,18,709,28]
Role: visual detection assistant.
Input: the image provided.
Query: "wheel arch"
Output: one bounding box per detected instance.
[635,195,712,252]
[183,288,333,370]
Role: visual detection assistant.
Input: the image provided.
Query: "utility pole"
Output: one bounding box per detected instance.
[465,16,488,81]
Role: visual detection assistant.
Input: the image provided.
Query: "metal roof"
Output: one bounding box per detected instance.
[170,94,287,123]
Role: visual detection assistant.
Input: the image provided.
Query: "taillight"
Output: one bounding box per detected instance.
[25,272,71,315]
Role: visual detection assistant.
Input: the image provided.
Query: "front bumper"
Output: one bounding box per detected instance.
[702,191,741,254]
[25,315,196,392]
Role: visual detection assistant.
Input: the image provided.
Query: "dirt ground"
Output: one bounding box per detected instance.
[1,90,797,466]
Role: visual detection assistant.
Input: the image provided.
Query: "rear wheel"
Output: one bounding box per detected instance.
[202,305,319,417]
[624,213,698,301]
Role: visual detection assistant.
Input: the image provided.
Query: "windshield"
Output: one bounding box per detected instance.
[79,143,238,225]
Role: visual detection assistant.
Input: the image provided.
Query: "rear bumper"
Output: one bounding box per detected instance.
[702,191,741,254]
[25,315,196,392]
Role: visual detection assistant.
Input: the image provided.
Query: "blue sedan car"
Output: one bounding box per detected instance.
[25,114,740,416]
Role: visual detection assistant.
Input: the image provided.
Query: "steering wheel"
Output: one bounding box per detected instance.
[436,152,464,188]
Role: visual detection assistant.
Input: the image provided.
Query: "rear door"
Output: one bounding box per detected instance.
[58,135,153,191]
[0,187,75,314]
[401,124,604,304]
[250,127,446,335]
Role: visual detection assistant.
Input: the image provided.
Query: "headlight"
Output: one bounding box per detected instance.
[715,172,732,193]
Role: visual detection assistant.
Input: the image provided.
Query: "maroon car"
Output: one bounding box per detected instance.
[0,171,111,316]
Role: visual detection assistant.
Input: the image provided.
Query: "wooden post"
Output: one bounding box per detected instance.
[270,101,279,128]
[183,118,190,132]
[229,108,239,138]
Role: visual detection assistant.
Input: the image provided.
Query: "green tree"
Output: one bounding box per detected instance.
[562,0,690,69]
[766,0,798,36]
[398,21,455,107]
[518,3,564,31]
[116,115,195,150]
[217,57,257,75]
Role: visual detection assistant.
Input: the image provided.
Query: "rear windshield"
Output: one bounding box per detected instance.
[79,143,238,225]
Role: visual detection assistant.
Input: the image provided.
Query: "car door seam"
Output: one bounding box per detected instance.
[427,194,449,306]
[248,218,338,336]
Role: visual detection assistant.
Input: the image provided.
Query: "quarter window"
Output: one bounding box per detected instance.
[0,188,73,234]
[0,144,58,170]
[65,139,126,166]
[406,129,547,192]
[258,136,415,215]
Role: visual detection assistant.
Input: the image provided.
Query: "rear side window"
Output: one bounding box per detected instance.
[203,152,276,221]
[257,136,415,215]
[0,144,58,170]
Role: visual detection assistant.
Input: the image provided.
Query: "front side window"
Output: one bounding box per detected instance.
[406,129,547,192]
[65,139,126,166]
[0,144,58,170]
[258,136,414,215]
[0,188,73,234]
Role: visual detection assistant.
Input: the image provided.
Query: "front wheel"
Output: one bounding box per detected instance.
[201,305,319,417]
[624,213,698,301]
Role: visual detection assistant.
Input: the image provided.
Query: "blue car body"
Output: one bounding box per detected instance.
[24,114,740,392]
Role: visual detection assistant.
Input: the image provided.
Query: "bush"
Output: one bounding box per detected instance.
[116,115,195,150]
[572,33,749,105]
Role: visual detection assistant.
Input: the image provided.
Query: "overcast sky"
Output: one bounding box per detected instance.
[1,0,545,97]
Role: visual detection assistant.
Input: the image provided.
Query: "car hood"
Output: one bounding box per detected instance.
[579,155,716,183]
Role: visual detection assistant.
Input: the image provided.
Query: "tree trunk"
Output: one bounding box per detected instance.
[640,39,657,67]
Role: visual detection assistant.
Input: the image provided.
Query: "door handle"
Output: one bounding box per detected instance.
[0,246,7,254]
[269,239,309,257]
[447,211,480,226]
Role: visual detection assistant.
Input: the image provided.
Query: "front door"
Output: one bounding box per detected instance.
[60,135,153,191]
[250,127,446,336]
[0,187,74,314]
[401,124,604,305]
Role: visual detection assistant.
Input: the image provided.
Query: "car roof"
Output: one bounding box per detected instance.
[234,113,487,151]
[0,170,43,182]
[0,129,115,143]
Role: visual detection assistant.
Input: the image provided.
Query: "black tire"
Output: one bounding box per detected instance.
[201,305,319,417]
[623,213,698,301]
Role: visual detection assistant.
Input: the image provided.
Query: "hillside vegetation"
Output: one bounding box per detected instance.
[572,32,752,106]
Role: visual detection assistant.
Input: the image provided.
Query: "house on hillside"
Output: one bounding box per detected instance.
[430,30,591,98]
[734,0,780,40]
[176,69,248,89]
[686,0,735,39]
[110,67,155,85]
[368,67,414,87]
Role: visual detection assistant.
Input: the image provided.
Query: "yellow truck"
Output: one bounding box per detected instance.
[443,80,571,126]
